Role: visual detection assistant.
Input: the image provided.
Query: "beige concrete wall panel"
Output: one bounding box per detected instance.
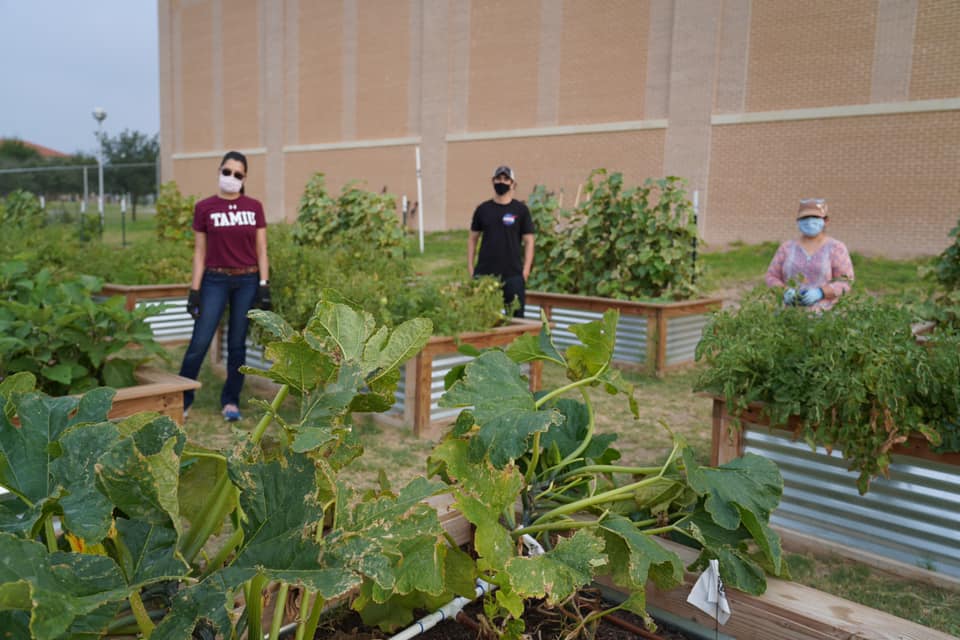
[909,0,960,100]
[558,0,648,125]
[467,0,540,131]
[445,131,665,229]
[221,0,262,149]
[178,2,216,152]
[714,0,751,114]
[871,0,917,104]
[746,1,876,111]
[159,0,175,179]
[283,148,417,224]
[643,0,672,120]
[448,0,471,133]
[356,2,410,139]
[297,2,343,142]
[707,113,960,258]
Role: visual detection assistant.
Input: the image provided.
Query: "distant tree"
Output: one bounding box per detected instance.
[0,140,43,195]
[99,129,159,220]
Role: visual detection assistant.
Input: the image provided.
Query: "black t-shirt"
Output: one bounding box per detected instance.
[470,199,535,278]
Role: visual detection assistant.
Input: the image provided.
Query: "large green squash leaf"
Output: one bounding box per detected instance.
[96,415,185,534]
[51,422,121,542]
[505,321,565,367]
[0,533,130,640]
[599,513,683,593]
[504,529,607,604]
[566,310,618,379]
[439,351,562,467]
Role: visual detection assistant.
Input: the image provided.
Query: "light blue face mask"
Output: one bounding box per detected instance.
[797,216,825,237]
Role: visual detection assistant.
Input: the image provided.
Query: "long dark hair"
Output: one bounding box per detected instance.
[220,150,248,195]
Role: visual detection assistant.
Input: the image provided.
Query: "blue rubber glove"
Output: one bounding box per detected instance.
[798,287,824,306]
[782,288,798,306]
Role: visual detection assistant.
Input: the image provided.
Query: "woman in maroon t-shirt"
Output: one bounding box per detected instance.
[178,151,270,422]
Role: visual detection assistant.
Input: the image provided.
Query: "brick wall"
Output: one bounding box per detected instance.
[707,112,960,257]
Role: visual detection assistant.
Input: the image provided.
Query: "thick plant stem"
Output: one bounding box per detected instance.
[533,374,599,410]
[251,384,290,446]
[269,583,290,640]
[553,463,662,481]
[180,470,232,563]
[43,517,57,553]
[128,590,155,638]
[200,526,244,579]
[552,388,596,472]
[530,440,683,527]
[246,574,268,640]
[294,590,315,640]
[300,592,325,640]
[510,519,597,538]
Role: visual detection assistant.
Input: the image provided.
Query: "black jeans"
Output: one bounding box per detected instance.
[502,275,526,318]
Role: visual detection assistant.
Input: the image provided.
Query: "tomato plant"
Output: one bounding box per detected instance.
[695,290,960,493]
[154,181,196,246]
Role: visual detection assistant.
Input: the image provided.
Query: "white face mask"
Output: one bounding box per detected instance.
[219,173,243,194]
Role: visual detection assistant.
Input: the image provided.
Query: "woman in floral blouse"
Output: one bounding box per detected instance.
[765,198,854,311]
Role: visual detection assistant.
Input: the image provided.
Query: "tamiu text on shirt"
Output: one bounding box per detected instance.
[209,210,258,227]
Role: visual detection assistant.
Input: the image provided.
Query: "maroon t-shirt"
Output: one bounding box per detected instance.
[192,195,266,269]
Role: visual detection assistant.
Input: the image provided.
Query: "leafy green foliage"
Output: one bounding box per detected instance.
[269,225,506,334]
[0,189,44,229]
[527,170,702,300]
[930,216,960,291]
[695,290,960,493]
[154,181,196,245]
[293,172,405,259]
[0,263,167,395]
[0,299,437,639]
[431,310,784,632]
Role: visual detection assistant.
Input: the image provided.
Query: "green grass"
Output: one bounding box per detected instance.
[45,200,158,246]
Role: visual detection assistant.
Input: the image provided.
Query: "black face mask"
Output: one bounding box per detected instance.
[493,182,511,196]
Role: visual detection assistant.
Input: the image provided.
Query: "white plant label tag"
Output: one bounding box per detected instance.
[686,559,731,624]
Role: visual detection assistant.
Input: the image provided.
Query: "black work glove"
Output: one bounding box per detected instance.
[187,289,201,320]
[255,285,272,311]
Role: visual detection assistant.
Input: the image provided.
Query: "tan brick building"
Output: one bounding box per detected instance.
[158,0,960,257]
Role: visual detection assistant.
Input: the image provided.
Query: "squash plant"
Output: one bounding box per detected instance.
[695,290,960,494]
[419,310,784,637]
[0,297,450,639]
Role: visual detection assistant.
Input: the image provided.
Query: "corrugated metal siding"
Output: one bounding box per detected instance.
[136,298,194,343]
[665,313,711,365]
[743,427,960,579]
[525,304,649,364]
[95,295,195,344]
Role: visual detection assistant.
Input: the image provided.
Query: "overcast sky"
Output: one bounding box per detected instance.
[0,1,158,156]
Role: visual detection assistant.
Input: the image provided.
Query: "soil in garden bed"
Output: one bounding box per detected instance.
[314,598,697,640]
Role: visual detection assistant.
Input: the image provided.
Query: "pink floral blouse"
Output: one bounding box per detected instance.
[765,238,854,311]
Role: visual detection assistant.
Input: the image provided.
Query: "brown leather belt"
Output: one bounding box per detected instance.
[206,266,259,275]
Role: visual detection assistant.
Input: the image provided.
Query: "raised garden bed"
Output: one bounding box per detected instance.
[525,291,721,376]
[710,396,960,582]
[108,366,201,426]
[213,318,544,439]
[98,283,194,345]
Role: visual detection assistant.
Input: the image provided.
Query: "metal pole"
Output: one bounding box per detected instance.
[82,166,88,213]
[97,122,105,234]
[415,146,424,254]
[692,190,699,286]
[121,194,127,247]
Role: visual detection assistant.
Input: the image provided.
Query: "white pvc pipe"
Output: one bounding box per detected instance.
[387,578,496,640]
[415,146,424,254]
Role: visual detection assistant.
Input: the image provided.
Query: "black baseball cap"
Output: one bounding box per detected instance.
[492,165,515,181]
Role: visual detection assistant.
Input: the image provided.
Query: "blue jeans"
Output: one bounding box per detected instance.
[179,271,258,410]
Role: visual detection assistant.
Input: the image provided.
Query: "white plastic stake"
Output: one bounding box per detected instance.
[415,146,424,254]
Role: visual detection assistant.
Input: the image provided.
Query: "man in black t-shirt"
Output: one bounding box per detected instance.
[467,165,535,317]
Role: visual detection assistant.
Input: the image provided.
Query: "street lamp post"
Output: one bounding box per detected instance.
[92,107,107,233]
